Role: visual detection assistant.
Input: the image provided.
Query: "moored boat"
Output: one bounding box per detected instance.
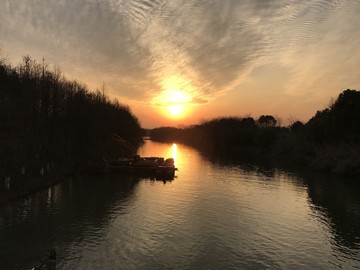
[104,155,177,177]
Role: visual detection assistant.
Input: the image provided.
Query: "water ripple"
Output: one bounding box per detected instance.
[1,142,360,269]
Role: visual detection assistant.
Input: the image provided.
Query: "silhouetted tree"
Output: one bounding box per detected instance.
[290,121,305,134]
[0,55,143,190]
[150,89,360,176]
[307,89,360,143]
[257,115,277,127]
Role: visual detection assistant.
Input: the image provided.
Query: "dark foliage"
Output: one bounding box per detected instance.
[0,55,143,191]
[151,116,280,158]
[150,90,360,176]
[290,121,305,134]
[257,115,277,127]
[307,89,360,143]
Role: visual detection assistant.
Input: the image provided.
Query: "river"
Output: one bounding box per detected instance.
[0,141,359,269]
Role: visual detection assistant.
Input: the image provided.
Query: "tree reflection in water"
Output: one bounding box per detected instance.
[305,173,360,252]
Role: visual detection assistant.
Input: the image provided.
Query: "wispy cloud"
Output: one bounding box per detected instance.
[1,0,360,124]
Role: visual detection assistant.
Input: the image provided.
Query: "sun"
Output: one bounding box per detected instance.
[164,90,190,117]
[158,89,192,119]
[151,76,194,120]
[168,104,184,116]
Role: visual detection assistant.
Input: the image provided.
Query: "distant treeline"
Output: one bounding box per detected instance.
[0,55,143,195]
[150,89,360,177]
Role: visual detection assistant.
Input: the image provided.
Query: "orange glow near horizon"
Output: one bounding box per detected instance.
[171,143,177,165]
[164,89,192,119]
[152,76,194,121]
[168,104,184,116]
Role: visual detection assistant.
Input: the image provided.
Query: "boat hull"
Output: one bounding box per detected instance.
[104,156,177,179]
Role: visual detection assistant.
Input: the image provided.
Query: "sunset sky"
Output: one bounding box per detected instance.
[1,0,360,128]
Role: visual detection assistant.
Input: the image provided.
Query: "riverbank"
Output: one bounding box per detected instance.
[0,55,144,205]
[149,90,360,179]
[193,141,360,178]
[0,166,75,206]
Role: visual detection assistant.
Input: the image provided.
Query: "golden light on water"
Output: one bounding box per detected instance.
[171,143,177,165]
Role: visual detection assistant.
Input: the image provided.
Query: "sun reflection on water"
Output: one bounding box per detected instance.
[137,141,180,166]
[171,143,177,166]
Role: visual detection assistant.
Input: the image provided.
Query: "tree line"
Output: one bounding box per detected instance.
[0,55,143,195]
[150,89,360,177]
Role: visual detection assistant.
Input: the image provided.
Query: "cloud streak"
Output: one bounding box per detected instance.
[1,0,360,125]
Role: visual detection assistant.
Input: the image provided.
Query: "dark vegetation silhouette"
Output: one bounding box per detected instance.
[0,55,143,202]
[1,53,359,203]
[150,89,360,177]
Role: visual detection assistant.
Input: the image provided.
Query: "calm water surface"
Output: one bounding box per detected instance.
[1,141,360,269]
